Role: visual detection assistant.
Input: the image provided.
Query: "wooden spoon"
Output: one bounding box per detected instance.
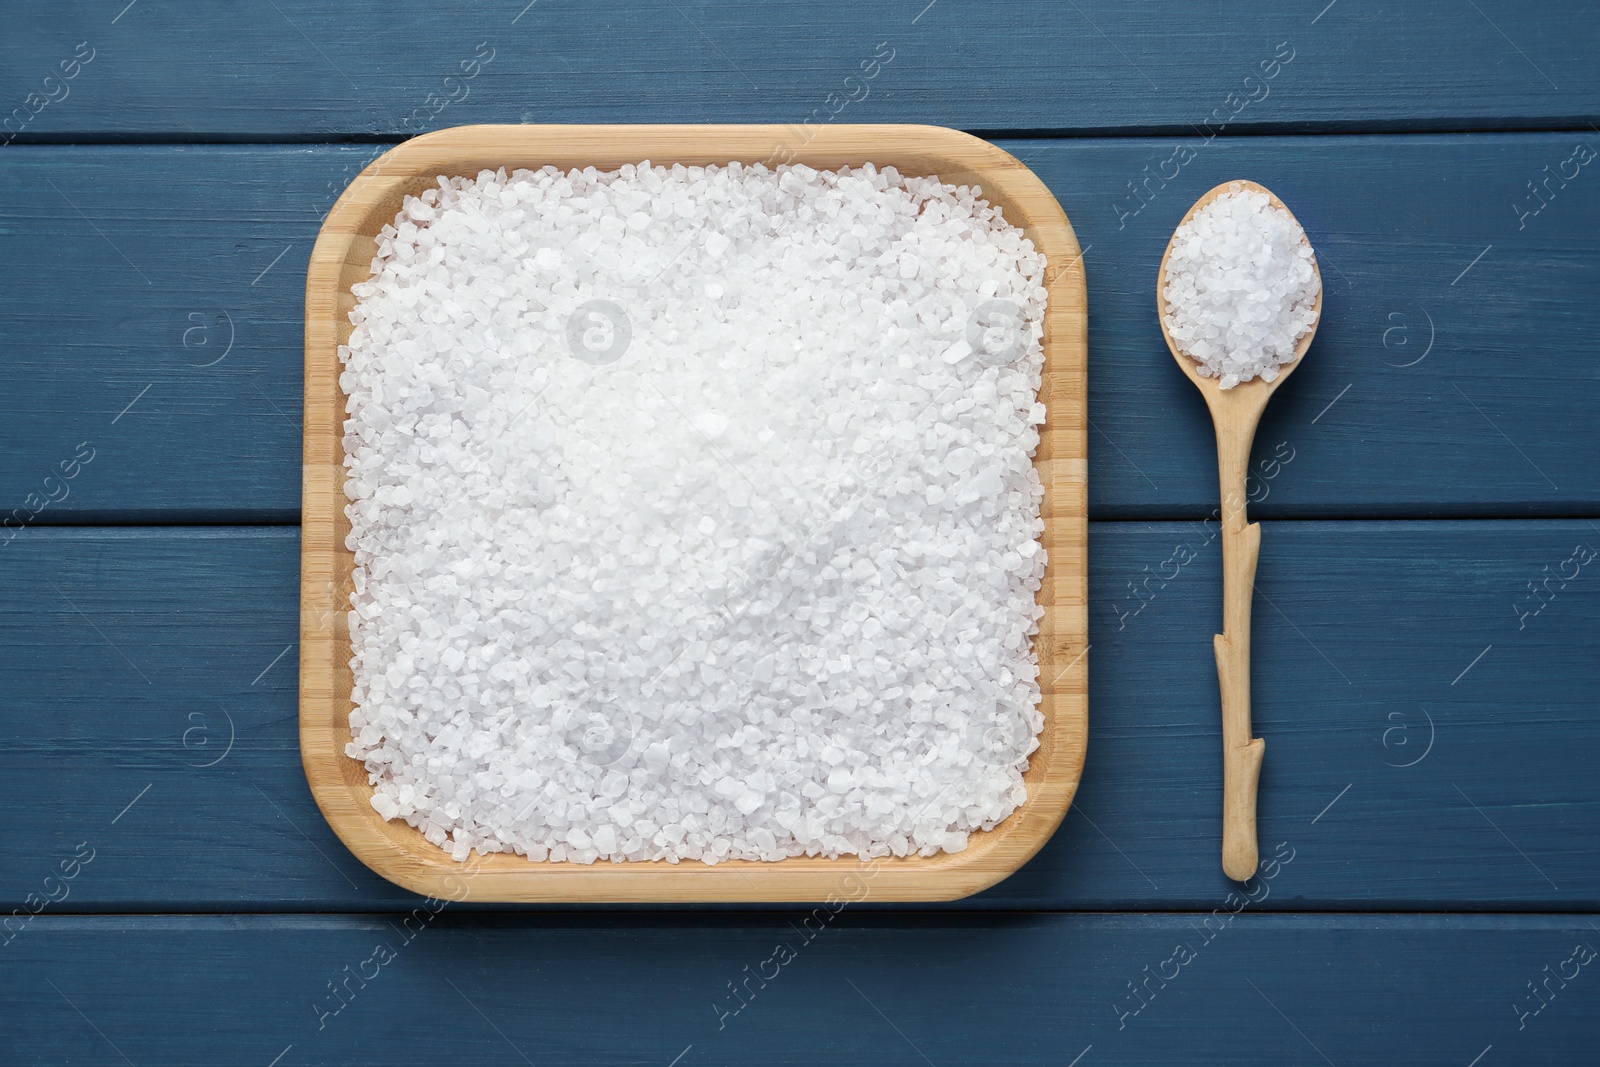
[1156,180,1322,882]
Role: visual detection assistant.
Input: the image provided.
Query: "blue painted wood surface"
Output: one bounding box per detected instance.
[2,135,1597,521]
[0,3,1596,1063]
[2,522,1593,912]
[2,2,1596,137]
[4,915,1597,1065]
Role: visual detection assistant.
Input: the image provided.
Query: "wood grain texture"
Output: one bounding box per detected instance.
[2,913,1596,1065]
[1038,131,1600,519]
[3,1,1597,138]
[0,9,1594,1061]
[301,124,1088,901]
[0,134,1595,520]
[2,522,1593,911]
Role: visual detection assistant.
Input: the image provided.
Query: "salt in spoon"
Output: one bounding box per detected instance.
[1156,179,1322,881]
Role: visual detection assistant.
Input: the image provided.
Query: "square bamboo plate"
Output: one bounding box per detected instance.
[301,124,1087,902]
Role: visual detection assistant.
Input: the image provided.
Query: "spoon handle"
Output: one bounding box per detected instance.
[1215,422,1265,881]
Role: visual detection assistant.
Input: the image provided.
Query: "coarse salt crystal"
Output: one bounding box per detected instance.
[341,161,1050,865]
[1163,187,1320,388]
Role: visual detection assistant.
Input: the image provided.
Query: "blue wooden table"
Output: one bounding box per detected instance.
[3,3,1597,1064]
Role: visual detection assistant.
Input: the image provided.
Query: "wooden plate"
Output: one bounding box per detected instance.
[301,124,1087,902]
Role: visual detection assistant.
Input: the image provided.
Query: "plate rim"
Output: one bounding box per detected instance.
[300,122,1088,902]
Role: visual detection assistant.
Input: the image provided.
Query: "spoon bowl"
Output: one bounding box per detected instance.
[1158,179,1322,423]
[1157,179,1321,881]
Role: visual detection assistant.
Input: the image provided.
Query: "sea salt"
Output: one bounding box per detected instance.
[1161,186,1320,389]
[339,161,1050,865]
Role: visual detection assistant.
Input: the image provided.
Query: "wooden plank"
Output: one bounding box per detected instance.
[1,913,1594,1064]
[1023,133,1600,518]
[2,2,1596,138]
[0,145,315,524]
[2,521,1593,911]
[1,134,1595,521]
[298,123,1088,903]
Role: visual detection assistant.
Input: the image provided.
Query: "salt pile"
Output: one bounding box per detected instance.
[340,161,1050,865]
[1161,186,1320,388]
